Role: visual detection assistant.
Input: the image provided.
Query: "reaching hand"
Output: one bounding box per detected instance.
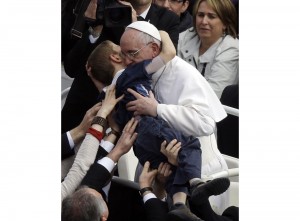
[160,139,182,166]
[155,162,172,186]
[152,162,172,200]
[139,161,158,189]
[78,102,102,133]
[126,88,158,117]
[107,118,138,162]
[70,102,102,145]
[97,84,124,118]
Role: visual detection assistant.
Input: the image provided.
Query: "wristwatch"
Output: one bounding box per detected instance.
[139,187,153,196]
[91,116,107,128]
[107,128,121,138]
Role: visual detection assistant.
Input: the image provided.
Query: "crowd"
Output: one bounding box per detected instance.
[61,0,239,220]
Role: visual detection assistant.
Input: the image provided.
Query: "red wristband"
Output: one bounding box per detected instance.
[87,127,103,141]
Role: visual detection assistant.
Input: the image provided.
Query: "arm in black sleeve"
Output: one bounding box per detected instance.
[144,198,169,221]
[63,31,98,78]
[80,163,112,192]
[80,145,113,192]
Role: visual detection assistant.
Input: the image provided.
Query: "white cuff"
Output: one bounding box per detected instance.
[66,131,75,149]
[89,34,100,43]
[143,192,156,203]
[97,157,116,173]
[100,140,114,153]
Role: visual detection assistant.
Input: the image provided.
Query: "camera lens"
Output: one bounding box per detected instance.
[108,8,125,23]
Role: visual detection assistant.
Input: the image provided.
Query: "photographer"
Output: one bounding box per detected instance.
[62,0,180,134]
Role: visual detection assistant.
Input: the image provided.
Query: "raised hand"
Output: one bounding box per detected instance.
[160,139,182,166]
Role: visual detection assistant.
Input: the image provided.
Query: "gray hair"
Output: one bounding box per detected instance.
[61,187,107,221]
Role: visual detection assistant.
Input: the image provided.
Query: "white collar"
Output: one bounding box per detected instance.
[138,5,151,21]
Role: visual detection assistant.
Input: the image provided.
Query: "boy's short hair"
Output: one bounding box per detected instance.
[87,40,115,86]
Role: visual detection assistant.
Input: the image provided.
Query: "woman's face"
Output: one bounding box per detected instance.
[195,1,225,42]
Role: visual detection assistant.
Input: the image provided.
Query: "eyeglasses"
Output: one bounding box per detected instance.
[155,0,184,4]
[122,42,153,60]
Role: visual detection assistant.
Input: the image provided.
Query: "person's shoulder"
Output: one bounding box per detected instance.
[215,36,239,59]
[179,28,197,43]
[222,35,239,48]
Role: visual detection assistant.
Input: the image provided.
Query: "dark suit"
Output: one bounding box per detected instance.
[61,133,75,160]
[61,4,180,133]
[144,198,168,221]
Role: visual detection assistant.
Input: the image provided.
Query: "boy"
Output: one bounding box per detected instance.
[86,26,205,220]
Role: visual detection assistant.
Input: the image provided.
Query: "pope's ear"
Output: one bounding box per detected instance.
[151,42,160,57]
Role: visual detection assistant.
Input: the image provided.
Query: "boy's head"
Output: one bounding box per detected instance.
[86,40,126,87]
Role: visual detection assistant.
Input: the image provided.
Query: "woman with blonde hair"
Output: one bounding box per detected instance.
[178,0,238,99]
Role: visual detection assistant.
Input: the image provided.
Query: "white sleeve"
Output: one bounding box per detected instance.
[143,192,157,203]
[145,56,165,74]
[66,131,75,149]
[100,140,115,153]
[97,157,116,173]
[89,34,100,43]
[157,103,215,136]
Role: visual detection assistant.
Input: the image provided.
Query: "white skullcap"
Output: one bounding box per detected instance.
[126,21,161,41]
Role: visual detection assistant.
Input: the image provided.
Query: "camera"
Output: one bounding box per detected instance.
[71,0,132,38]
[95,0,132,27]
